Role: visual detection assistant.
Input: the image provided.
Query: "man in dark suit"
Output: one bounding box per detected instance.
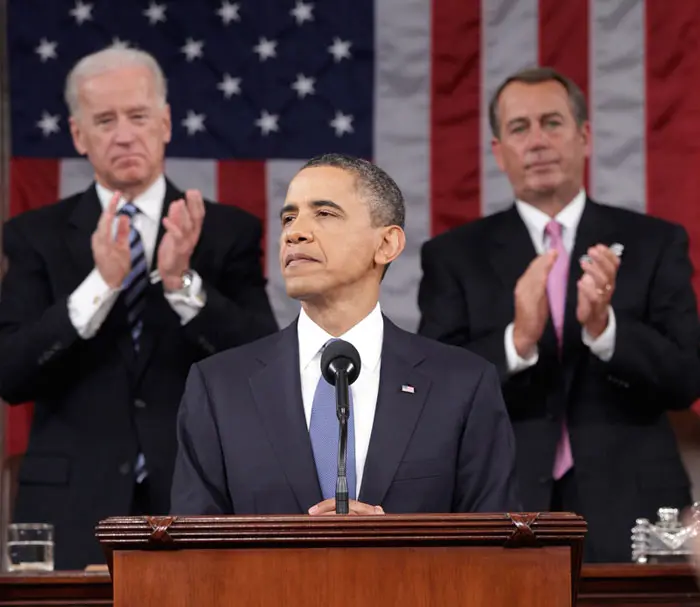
[170,153,520,517]
[0,47,278,569]
[418,67,700,562]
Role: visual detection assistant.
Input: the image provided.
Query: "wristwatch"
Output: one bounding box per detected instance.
[181,269,194,291]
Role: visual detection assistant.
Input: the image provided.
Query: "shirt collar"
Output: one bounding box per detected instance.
[95,174,166,224]
[515,188,586,243]
[298,303,384,376]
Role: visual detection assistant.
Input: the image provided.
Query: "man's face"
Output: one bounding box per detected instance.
[491,80,590,202]
[69,65,171,194]
[279,166,389,302]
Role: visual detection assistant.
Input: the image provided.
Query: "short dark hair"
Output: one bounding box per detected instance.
[488,66,588,139]
[300,153,405,229]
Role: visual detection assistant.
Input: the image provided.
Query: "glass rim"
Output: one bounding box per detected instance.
[8,523,53,531]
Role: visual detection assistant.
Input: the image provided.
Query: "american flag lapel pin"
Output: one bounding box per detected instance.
[401,384,415,394]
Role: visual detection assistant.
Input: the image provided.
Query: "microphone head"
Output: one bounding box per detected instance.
[321,339,361,386]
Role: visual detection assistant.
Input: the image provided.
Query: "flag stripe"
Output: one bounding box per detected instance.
[375,0,431,330]
[431,0,481,235]
[481,0,539,217]
[589,0,646,213]
[11,159,59,215]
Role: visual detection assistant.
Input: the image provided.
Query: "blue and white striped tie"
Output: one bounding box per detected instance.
[118,203,148,353]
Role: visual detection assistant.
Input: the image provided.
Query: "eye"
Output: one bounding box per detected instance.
[281,215,294,225]
[544,119,562,128]
[317,209,335,218]
[510,125,527,134]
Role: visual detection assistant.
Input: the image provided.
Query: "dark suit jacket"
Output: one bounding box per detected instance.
[170,316,520,516]
[418,199,700,562]
[0,180,278,569]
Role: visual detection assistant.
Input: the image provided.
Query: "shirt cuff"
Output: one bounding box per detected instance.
[582,306,616,362]
[504,322,539,374]
[67,268,121,339]
[164,271,207,325]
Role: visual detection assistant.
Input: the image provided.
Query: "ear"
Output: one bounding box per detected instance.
[162,103,172,144]
[374,225,406,269]
[491,136,506,172]
[579,120,592,158]
[69,115,88,156]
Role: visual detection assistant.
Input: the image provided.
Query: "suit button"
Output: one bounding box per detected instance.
[134,399,147,409]
[119,462,131,476]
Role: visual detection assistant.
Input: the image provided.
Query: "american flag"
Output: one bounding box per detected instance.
[5,0,700,454]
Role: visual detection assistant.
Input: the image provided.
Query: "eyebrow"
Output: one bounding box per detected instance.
[279,199,344,220]
[506,111,565,129]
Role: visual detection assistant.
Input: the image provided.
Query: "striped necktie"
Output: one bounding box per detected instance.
[119,203,148,352]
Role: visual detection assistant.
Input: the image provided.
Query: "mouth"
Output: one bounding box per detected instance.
[284,253,320,268]
[526,160,558,170]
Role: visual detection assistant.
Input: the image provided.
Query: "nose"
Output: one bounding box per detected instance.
[114,117,137,144]
[526,125,548,150]
[285,226,312,245]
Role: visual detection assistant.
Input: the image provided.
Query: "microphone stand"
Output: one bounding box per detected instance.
[335,369,350,515]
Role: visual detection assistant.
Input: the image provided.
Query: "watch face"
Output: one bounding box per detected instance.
[182,271,193,289]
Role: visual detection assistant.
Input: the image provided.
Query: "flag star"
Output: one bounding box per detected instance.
[330,111,353,137]
[111,37,131,49]
[35,38,58,62]
[69,1,93,25]
[291,74,315,99]
[290,1,314,25]
[181,38,204,61]
[143,2,167,25]
[36,111,60,136]
[182,110,206,135]
[328,37,352,62]
[253,37,277,61]
[218,74,242,98]
[217,1,241,24]
[255,110,279,136]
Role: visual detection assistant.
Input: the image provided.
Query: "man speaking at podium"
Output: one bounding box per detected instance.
[171,154,520,516]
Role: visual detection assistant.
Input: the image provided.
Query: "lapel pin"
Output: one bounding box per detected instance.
[401,384,415,394]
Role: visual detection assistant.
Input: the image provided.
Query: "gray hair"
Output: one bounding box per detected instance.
[64,46,168,117]
[488,66,588,139]
[300,153,405,229]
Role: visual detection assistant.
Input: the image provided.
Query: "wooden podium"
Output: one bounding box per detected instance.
[96,512,586,606]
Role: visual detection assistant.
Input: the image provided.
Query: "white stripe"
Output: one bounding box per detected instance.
[374,0,431,331]
[59,158,94,198]
[481,0,539,216]
[589,0,646,213]
[59,158,217,202]
[266,160,305,329]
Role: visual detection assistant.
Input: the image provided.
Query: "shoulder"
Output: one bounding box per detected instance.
[422,208,512,256]
[593,200,684,237]
[3,192,83,239]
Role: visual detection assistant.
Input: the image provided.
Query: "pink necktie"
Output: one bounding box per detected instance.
[545,220,574,481]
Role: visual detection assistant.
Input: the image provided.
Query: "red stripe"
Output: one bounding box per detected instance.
[539,0,590,190]
[430,0,481,236]
[646,3,700,300]
[5,159,59,456]
[217,160,268,272]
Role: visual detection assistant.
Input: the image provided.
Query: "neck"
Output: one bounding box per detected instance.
[301,287,379,337]
[98,174,162,200]
[521,185,581,218]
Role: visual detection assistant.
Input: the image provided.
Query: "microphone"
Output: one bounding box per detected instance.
[320,339,361,514]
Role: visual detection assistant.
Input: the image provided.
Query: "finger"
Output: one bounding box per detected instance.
[589,246,619,279]
[308,499,336,515]
[96,191,122,240]
[348,500,384,515]
[163,217,185,241]
[175,198,194,234]
[580,259,609,289]
[115,215,130,247]
[579,273,604,305]
[185,189,206,226]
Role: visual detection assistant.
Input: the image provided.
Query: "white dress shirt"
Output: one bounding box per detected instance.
[504,189,616,373]
[67,175,206,338]
[298,303,383,497]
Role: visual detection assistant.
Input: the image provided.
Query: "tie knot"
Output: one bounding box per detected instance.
[118,202,139,218]
[545,219,563,241]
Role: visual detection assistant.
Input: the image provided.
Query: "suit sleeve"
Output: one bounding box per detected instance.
[170,363,233,515]
[453,362,522,512]
[605,225,700,408]
[0,220,83,404]
[418,239,511,380]
[181,214,278,356]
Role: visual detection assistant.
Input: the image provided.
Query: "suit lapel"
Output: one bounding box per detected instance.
[249,322,322,511]
[359,319,431,506]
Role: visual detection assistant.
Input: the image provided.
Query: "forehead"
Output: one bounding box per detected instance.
[285,166,359,203]
[497,80,574,121]
[77,65,159,111]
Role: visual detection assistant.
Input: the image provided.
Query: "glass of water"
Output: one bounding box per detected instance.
[7,523,54,572]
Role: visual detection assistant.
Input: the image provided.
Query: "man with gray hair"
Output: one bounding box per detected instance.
[0,46,277,569]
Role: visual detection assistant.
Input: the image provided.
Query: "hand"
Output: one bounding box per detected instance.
[576,245,620,338]
[308,499,385,516]
[512,250,558,358]
[157,189,206,291]
[91,191,131,289]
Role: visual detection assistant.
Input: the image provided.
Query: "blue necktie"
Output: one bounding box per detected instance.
[309,342,357,501]
[118,203,148,352]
